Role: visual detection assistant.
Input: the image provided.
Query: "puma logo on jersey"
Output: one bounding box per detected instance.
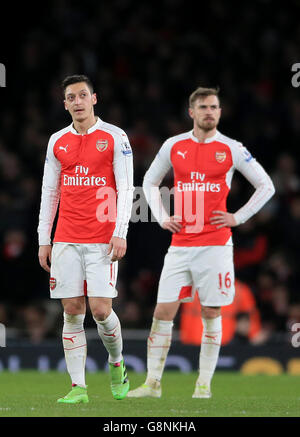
[177,150,187,159]
[59,145,69,153]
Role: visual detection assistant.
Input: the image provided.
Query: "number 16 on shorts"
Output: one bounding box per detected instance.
[218,271,232,298]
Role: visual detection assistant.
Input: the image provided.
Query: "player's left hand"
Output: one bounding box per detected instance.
[209,210,237,229]
[108,236,127,262]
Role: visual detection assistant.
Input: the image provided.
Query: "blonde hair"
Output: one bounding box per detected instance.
[189,86,220,108]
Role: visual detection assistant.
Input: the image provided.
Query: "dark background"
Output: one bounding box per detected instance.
[0,0,299,344]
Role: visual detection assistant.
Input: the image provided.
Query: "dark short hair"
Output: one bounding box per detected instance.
[189,86,220,107]
[61,74,94,97]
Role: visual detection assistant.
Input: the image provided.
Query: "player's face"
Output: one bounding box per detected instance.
[189,95,221,132]
[64,82,97,122]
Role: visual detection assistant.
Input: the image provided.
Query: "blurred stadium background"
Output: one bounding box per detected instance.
[0,0,300,374]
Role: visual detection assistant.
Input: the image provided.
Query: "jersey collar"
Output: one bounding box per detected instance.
[70,116,103,135]
[189,129,220,144]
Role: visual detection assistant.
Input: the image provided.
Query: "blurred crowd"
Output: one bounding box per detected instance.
[0,0,299,344]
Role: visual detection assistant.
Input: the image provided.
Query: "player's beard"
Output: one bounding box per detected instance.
[197,118,218,132]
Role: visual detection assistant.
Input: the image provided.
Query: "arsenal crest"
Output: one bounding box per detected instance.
[215,151,226,163]
[96,139,108,152]
[50,277,56,290]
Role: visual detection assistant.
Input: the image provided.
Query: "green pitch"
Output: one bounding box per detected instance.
[0,370,299,417]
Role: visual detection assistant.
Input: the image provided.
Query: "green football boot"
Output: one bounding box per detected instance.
[109,359,130,400]
[57,385,89,404]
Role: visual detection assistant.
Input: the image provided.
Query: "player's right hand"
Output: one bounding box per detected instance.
[38,245,52,272]
[162,215,182,233]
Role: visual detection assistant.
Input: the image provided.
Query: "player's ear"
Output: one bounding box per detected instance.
[64,100,68,111]
[92,93,97,105]
[188,107,194,120]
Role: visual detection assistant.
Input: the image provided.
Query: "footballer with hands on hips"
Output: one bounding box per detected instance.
[38,75,134,403]
[127,86,275,399]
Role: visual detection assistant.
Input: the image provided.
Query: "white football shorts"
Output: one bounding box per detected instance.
[157,245,235,306]
[49,243,118,299]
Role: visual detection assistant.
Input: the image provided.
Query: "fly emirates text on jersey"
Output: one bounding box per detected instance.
[63,166,107,187]
[177,171,221,192]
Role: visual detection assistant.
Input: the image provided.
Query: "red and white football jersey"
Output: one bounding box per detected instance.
[143,130,275,247]
[38,117,134,245]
